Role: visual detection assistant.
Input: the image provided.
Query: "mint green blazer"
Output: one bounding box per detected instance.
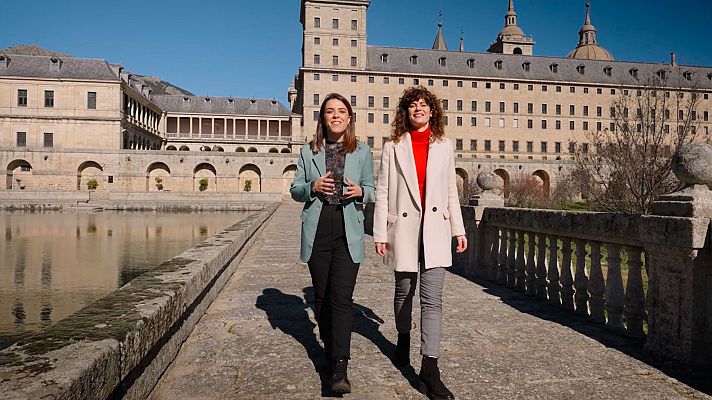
[290,142,375,263]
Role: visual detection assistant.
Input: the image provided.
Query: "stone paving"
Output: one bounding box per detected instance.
[148,202,711,400]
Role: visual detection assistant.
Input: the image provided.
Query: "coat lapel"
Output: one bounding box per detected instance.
[424,139,445,207]
[394,133,422,211]
[312,148,325,177]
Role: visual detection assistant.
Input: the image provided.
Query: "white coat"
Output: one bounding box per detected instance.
[373,133,466,272]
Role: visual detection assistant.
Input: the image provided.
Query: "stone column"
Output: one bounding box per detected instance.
[642,143,712,367]
[463,171,504,279]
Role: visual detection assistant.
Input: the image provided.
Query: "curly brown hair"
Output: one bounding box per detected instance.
[390,86,445,143]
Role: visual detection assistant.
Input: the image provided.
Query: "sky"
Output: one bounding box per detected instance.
[3,0,711,105]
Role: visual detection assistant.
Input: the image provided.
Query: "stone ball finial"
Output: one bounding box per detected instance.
[476,171,498,191]
[671,144,712,186]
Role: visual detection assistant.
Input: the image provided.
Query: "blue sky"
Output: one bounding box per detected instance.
[3,1,711,104]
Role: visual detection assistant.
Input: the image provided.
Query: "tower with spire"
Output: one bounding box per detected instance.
[566,2,613,60]
[487,0,534,55]
[432,12,448,51]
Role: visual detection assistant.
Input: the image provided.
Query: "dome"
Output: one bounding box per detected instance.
[566,44,614,61]
[499,25,525,39]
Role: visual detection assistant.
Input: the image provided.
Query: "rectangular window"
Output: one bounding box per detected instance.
[351,19,358,30]
[382,114,389,124]
[18,89,28,107]
[498,140,505,152]
[498,118,505,128]
[597,122,602,131]
[314,73,320,80]
[542,85,548,92]
[472,81,478,88]
[413,78,419,85]
[332,56,338,66]
[456,100,463,111]
[333,38,339,46]
[513,118,519,128]
[610,122,616,131]
[442,99,448,110]
[556,104,562,115]
[351,39,357,47]
[704,111,708,122]
[471,101,477,112]
[569,121,575,130]
[513,83,519,90]
[486,82,492,89]
[399,78,405,84]
[314,17,320,27]
[541,120,547,129]
[528,84,533,91]
[428,79,434,86]
[527,103,533,114]
[457,81,463,87]
[526,141,533,153]
[582,143,589,154]
[368,76,374,83]
[332,18,339,28]
[484,140,491,151]
[470,117,477,126]
[456,117,462,126]
[368,96,374,107]
[542,104,548,115]
[500,83,506,90]
[583,106,589,116]
[555,142,562,153]
[556,86,562,93]
[513,103,519,113]
[367,136,374,148]
[570,87,576,93]
[485,117,491,127]
[314,55,321,65]
[485,101,491,112]
[383,77,389,84]
[313,93,320,106]
[43,132,54,148]
[383,136,389,145]
[332,74,338,81]
[44,90,54,107]
[569,142,576,153]
[541,142,548,153]
[351,75,357,82]
[499,102,505,113]
[555,120,561,130]
[314,37,320,45]
[569,105,575,116]
[442,80,448,87]
[368,113,374,123]
[383,97,389,108]
[350,95,357,106]
[313,111,319,121]
[351,57,357,67]
[512,141,519,152]
[470,140,477,151]
[583,121,589,130]
[456,139,463,150]
[527,119,533,129]
[16,132,26,147]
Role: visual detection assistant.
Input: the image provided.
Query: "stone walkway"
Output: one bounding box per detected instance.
[149,202,710,399]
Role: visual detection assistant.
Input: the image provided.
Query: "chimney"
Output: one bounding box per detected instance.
[670,52,676,66]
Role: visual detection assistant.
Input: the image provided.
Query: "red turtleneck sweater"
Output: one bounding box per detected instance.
[410,126,430,207]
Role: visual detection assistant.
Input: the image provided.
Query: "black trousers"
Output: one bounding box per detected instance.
[308,203,360,360]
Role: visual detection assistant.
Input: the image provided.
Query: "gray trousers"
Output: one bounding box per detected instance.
[394,265,446,357]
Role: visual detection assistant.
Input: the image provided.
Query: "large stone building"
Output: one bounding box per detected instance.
[293,0,712,190]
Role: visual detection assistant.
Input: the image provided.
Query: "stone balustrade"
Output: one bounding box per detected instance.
[457,146,712,368]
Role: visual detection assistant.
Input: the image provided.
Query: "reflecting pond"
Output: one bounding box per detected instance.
[0,210,251,349]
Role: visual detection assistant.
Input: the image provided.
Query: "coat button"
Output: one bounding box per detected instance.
[402,212,408,217]
[432,207,438,212]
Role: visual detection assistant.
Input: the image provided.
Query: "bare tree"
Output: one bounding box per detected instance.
[506,172,548,208]
[457,177,483,205]
[569,77,705,214]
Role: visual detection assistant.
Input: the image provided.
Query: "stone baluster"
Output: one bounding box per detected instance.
[623,246,645,338]
[497,228,508,285]
[574,239,590,317]
[605,243,625,332]
[560,237,574,311]
[547,235,561,307]
[506,228,516,288]
[525,232,536,296]
[487,226,499,282]
[535,233,548,300]
[514,230,526,292]
[589,241,605,323]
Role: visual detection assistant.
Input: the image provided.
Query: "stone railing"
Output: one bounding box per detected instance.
[456,144,712,368]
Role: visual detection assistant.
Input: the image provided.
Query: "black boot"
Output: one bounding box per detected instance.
[394,333,410,367]
[330,357,351,394]
[418,356,455,400]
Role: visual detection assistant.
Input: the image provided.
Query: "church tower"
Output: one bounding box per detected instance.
[487,0,535,55]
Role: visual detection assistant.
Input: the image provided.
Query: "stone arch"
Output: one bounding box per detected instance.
[201,145,212,152]
[247,147,258,153]
[147,162,171,191]
[493,168,511,198]
[77,161,104,191]
[455,167,469,202]
[166,145,177,151]
[236,147,246,152]
[239,164,262,192]
[6,159,33,190]
[213,146,225,152]
[532,169,551,197]
[193,163,217,192]
[513,47,523,55]
[268,148,279,153]
[282,164,297,194]
[281,148,291,153]
[179,145,190,151]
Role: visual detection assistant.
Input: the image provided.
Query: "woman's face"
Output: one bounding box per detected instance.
[323,98,351,135]
[407,97,432,130]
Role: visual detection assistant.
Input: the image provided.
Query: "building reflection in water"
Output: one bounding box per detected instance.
[0,210,249,349]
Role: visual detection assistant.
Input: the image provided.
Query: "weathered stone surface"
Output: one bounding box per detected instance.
[0,204,278,400]
[150,202,710,399]
[672,144,712,187]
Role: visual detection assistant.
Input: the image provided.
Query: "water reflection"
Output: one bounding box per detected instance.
[0,210,249,349]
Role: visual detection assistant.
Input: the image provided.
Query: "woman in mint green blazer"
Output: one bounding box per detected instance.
[290,93,374,394]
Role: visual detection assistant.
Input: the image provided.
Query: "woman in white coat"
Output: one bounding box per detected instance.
[373,86,466,400]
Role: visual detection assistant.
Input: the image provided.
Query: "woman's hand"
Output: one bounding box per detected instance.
[375,242,387,256]
[455,235,468,253]
[313,171,335,195]
[343,177,363,199]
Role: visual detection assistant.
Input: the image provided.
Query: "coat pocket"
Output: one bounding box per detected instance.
[386,212,397,224]
[443,210,450,220]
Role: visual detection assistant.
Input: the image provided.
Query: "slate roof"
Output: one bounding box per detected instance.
[366,46,712,90]
[0,54,119,81]
[151,95,293,117]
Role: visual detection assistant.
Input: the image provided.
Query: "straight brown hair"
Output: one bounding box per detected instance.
[310,93,357,154]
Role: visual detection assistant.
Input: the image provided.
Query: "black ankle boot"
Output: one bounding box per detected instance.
[394,333,410,367]
[418,356,455,400]
[330,357,351,394]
